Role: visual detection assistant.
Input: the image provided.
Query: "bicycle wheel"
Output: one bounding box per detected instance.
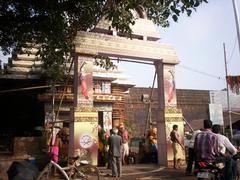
[74,164,100,180]
[37,167,53,180]
[37,165,69,180]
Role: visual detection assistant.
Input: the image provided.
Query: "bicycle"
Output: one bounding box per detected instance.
[37,156,100,180]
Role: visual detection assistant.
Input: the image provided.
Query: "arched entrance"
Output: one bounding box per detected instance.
[70,15,181,166]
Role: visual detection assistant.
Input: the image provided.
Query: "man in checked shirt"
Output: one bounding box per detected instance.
[194,119,235,179]
[194,119,220,164]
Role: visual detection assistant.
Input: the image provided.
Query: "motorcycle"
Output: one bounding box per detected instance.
[195,157,225,180]
[195,153,240,180]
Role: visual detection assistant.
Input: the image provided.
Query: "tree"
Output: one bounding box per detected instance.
[0,0,207,83]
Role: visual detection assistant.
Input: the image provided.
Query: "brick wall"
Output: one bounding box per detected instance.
[125,87,240,137]
[125,87,211,137]
[176,89,210,121]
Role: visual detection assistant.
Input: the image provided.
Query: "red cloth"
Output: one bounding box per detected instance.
[226,76,240,94]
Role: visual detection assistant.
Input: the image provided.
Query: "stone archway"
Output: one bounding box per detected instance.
[71,13,180,166]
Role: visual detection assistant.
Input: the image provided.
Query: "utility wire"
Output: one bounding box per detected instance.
[1,64,225,94]
[0,84,61,93]
[178,64,224,80]
[227,36,237,64]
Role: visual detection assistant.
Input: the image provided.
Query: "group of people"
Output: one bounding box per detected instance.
[49,124,129,178]
[184,119,238,179]
[101,123,129,178]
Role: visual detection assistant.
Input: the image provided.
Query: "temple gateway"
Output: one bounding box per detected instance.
[0,8,184,169]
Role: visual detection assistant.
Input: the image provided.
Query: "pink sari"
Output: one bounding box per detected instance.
[51,146,59,162]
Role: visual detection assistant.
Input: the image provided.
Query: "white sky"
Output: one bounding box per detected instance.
[119,0,240,90]
[1,0,240,91]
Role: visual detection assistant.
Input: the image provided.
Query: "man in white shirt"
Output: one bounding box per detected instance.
[212,124,237,180]
[212,124,237,155]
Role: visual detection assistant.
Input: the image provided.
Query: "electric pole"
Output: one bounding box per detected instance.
[223,43,233,138]
[232,0,240,56]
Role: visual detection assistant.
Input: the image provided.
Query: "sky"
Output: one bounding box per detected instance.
[118,0,240,90]
[1,0,240,91]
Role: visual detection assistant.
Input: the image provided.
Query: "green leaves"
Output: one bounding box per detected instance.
[0,0,207,83]
[172,14,178,22]
[94,56,117,70]
[187,9,192,16]
[170,5,181,16]
[139,0,207,25]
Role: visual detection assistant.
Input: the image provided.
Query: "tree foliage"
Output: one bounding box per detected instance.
[0,0,207,83]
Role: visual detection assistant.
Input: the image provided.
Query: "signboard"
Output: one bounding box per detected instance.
[70,56,98,165]
[77,58,93,107]
[70,109,98,165]
[210,90,240,111]
[73,120,98,165]
[209,103,224,125]
[164,65,177,107]
[103,111,112,132]
[94,94,123,102]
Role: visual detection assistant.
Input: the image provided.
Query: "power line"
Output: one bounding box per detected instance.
[178,64,224,80]
[112,57,225,81]
[0,84,61,94]
[227,36,237,64]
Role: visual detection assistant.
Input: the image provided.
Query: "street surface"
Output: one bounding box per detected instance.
[99,164,195,180]
[0,163,195,180]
